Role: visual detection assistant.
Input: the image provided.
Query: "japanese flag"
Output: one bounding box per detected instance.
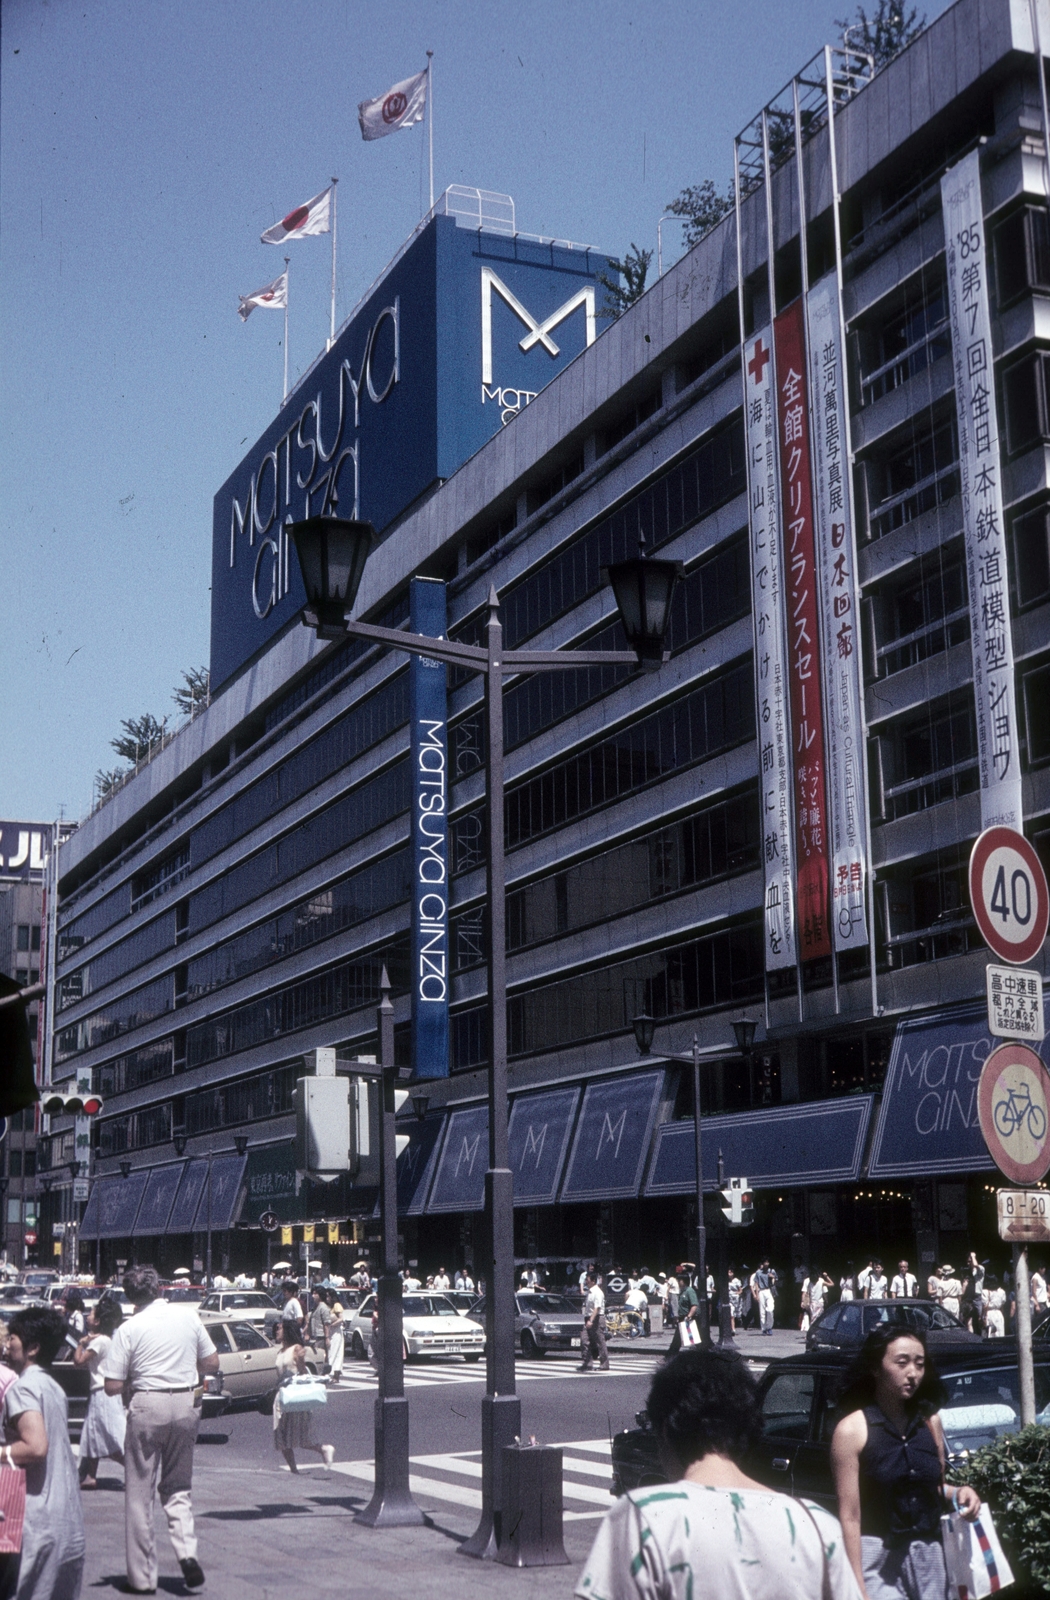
[238,271,287,322]
[260,187,331,245]
[358,68,427,141]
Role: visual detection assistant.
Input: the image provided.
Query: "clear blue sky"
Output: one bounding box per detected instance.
[1,0,930,823]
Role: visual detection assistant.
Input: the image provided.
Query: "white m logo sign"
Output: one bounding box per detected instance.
[481,267,596,387]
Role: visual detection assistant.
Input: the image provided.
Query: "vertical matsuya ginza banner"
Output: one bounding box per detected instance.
[410,577,450,1078]
[744,327,795,969]
[807,273,869,951]
[941,151,1022,832]
[774,299,832,961]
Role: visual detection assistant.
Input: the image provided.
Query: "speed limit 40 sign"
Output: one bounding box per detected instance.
[969,826,1049,965]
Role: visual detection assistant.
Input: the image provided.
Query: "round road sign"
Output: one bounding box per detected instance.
[259,1210,280,1233]
[978,1041,1050,1183]
[969,826,1049,965]
[23,1232,37,1246]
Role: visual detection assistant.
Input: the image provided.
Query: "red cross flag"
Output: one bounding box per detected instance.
[260,187,331,245]
[237,270,287,322]
[358,68,427,141]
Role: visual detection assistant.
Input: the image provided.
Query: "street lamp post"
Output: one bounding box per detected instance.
[632,1016,758,1347]
[357,969,424,1527]
[291,514,681,1558]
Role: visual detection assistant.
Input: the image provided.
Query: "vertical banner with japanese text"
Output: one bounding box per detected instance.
[941,150,1022,832]
[774,299,832,961]
[410,576,450,1078]
[743,327,796,969]
[807,273,870,950]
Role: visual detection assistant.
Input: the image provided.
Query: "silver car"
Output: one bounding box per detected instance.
[472,1291,586,1358]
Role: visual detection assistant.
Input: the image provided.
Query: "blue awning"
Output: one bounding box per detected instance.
[644,1094,875,1196]
[561,1070,667,1203]
[168,1160,208,1233]
[867,1003,1009,1178]
[80,1170,149,1240]
[508,1086,580,1206]
[427,1106,488,1214]
[133,1164,183,1236]
[190,1154,247,1232]
[397,1113,446,1215]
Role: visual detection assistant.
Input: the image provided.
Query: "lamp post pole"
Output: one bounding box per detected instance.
[357,969,424,1527]
[290,515,681,1559]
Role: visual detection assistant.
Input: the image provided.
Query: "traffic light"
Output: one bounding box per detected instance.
[293,1075,351,1178]
[393,1088,410,1158]
[41,1091,104,1116]
[720,1176,754,1226]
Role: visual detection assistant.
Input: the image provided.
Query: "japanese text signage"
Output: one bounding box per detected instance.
[410,577,450,1079]
[774,299,831,960]
[986,964,1045,1042]
[941,152,1022,831]
[743,326,795,969]
[806,275,869,950]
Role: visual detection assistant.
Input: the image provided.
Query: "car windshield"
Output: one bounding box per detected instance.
[402,1296,458,1318]
[519,1295,578,1315]
[941,1364,1050,1455]
[863,1303,962,1335]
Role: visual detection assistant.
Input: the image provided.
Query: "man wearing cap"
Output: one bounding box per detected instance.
[101,1264,219,1595]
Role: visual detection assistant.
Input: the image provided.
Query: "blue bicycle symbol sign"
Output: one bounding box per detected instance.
[993,1080,1048,1143]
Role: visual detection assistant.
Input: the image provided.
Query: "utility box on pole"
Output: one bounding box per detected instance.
[293,1076,351,1178]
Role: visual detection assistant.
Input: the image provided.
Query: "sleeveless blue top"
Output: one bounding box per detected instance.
[858,1404,942,1543]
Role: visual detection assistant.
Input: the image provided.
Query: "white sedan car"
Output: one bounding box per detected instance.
[346,1292,484,1362]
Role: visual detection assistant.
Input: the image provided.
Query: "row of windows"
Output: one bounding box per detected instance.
[98,1040,174,1098]
[262,593,410,736]
[183,1064,295,1136]
[58,907,176,1009]
[55,972,173,1064]
[98,1102,173,1158]
[184,942,409,1072]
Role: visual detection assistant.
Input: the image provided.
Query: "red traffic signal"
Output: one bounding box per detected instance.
[41,1091,104,1116]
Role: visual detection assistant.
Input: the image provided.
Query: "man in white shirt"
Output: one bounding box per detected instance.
[890,1260,918,1298]
[101,1265,218,1595]
[865,1260,889,1300]
[432,1268,450,1290]
[1031,1264,1049,1314]
[855,1259,874,1298]
[624,1283,650,1336]
[579,1272,609,1371]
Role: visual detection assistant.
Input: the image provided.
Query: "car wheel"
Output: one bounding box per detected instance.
[351,1332,366,1360]
[464,1354,481,1363]
[520,1331,544,1359]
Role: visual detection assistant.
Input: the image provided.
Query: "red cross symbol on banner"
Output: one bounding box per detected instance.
[748,339,770,385]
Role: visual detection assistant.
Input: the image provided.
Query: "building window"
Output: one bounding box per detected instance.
[526,453,584,516]
[5,1201,19,1225]
[1001,351,1050,456]
[130,844,191,914]
[994,205,1050,308]
[858,282,950,407]
[1023,659,1050,767]
[864,414,959,541]
[1010,502,1050,611]
[7,1151,21,1179]
[870,550,968,679]
[16,927,29,953]
[596,385,661,456]
[876,694,978,821]
[881,853,978,968]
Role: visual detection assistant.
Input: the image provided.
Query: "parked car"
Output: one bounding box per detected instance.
[806,1298,980,1353]
[611,1347,1050,1504]
[198,1289,281,1336]
[18,1271,58,1292]
[163,1284,206,1306]
[199,1315,302,1413]
[345,1293,485,1362]
[471,1292,586,1358]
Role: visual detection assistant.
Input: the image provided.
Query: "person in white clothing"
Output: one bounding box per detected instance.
[890,1260,918,1299]
[100,1265,218,1595]
[432,1269,450,1290]
[576,1347,860,1600]
[982,1276,1007,1337]
[800,1270,832,1331]
[855,1260,874,1298]
[1030,1264,1049,1316]
[864,1261,888,1300]
[839,1265,856,1303]
[935,1264,964,1318]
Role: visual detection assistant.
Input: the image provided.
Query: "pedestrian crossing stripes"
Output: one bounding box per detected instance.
[328,1351,664,1392]
[319,1438,615,1519]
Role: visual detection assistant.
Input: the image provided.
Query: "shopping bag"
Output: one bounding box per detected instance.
[279,1373,327,1412]
[942,1506,1015,1598]
[679,1319,703,1348]
[0,1467,26,1554]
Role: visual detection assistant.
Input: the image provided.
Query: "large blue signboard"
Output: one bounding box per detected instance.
[507,1087,580,1205]
[211,216,612,689]
[865,1002,1037,1178]
[410,577,449,1078]
[561,1071,666,1203]
[428,1105,489,1213]
[396,1113,445,1216]
[645,1096,874,1195]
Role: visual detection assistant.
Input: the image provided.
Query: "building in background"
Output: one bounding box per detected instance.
[44,1,1050,1290]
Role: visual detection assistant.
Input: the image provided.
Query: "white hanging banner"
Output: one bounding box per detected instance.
[941,150,1023,832]
[807,272,869,951]
[743,325,796,969]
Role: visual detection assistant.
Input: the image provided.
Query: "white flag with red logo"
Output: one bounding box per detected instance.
[358,68,427,141]
[260,187,331,245]
[238,271,288,322]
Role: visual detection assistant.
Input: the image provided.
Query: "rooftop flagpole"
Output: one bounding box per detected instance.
[329,177,338,347]
[426,51,434,211]
[283,256,290,402]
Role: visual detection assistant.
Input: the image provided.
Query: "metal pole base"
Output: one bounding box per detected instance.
[459,1392,521,1559]
[717,1302,736,1347]
[355,1396,427,1527]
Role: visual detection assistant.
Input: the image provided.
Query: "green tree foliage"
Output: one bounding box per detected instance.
[838,0,925,69]
[110,712,169,766]
[596,244,653,318]
[948,1424,1050,1596]
[664,180,735,249]
[173,666,210,718]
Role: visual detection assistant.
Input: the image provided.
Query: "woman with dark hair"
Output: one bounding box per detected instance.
[576,1348,860,1599]
[271,1318,334,1474]
[831,1326,980,1600]
[73,1296,125,1488]
[61,1292,85,1342]
[2,1307,85,1598]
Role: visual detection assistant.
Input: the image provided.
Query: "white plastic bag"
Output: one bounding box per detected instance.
[279,1373,327,1412]
[942,1506,1015,1598]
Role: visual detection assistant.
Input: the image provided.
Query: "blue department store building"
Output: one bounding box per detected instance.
[44,0,1050,1285]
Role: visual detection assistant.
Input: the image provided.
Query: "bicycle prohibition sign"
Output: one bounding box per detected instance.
[978,1040,1050,1185]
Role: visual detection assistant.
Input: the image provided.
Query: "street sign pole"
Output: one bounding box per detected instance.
[1013,1244,1037,1426]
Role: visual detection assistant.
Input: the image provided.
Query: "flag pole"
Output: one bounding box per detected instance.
[329,177,338,348]
[426,51,434,212]
[283,256,290,402]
